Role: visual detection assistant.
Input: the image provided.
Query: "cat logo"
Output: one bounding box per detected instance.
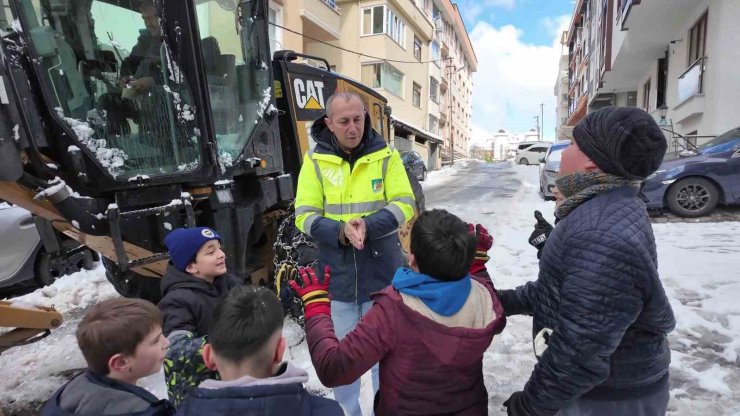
[293,78,325,110]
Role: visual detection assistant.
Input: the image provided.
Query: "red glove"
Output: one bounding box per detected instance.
[468,223,493,276]
[289,266,331,320]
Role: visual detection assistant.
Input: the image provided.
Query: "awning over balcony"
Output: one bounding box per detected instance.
[392,117,443,144]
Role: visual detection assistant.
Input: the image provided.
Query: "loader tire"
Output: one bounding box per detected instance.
[102,258,162,303]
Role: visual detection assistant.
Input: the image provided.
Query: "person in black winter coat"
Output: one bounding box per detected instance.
[158,227,242,337]
[42,298,174,416]
[499,107,676,416]
[175,285,343,416]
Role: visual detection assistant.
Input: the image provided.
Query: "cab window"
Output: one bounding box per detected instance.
[17,0,201,178]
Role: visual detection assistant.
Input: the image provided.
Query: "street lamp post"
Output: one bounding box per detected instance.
[658,104,668,125]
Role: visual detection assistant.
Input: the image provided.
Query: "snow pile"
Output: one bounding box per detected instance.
[256,87,273,119]
[0,264,117,407]
[56,108,128,176]
[3,263,115,315]
[218,151,234,173]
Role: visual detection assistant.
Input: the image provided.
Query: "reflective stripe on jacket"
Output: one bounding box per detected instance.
[295,147,415,234]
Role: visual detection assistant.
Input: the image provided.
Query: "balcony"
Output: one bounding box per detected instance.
[441,40,449,58]
[677,57,706,104]
[618,0,640,29]
[439,111,448,126]
[440,76,448,92]
[299,0,341,41]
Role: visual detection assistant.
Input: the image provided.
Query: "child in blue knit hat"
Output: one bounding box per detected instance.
[158,227,242,338]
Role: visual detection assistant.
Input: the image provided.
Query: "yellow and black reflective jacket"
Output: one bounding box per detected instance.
[295,114,415,303]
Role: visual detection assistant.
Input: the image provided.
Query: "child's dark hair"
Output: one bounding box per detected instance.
[77,298,162,375]
[410,209,476,281]
[209,285,284,363]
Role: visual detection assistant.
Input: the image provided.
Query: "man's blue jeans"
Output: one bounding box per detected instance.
[330,300,380,416]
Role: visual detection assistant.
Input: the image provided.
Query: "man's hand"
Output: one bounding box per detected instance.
[528,210,553,260]
[345,218,366,250]
[119,75,133,88]
[131,76,155,93]
[468,223,493,276]
[289,266,331,320]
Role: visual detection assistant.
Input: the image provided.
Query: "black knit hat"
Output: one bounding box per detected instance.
[572,107,667,179]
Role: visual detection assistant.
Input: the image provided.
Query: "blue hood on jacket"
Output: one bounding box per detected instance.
[391,268,471,316]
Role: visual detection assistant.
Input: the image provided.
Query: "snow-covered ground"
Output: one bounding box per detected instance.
[1,160,739,415]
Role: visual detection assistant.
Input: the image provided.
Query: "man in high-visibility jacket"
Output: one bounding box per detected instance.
[295,91,415,415]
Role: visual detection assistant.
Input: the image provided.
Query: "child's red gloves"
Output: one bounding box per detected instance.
[289,265,332,320]
[468,223,493,276]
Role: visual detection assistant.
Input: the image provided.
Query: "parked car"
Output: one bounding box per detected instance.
[0,204,97,289]
[516,142,551,165]
[539,141,570,200]
[401,151,427,181]
[642,127,740,217]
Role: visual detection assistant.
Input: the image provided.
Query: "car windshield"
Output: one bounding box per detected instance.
[697,128,740,154]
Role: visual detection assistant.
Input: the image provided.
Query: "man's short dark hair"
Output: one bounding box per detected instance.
[410,209,476,281]
[77,298,161,375]
[209,285,284,363]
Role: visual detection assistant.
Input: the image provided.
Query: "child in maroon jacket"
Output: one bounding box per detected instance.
[291,209,506,415]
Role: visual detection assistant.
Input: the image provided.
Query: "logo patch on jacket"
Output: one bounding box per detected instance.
[371,179,383,193]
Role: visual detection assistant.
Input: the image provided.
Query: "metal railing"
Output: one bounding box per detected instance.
[677,57,706,103]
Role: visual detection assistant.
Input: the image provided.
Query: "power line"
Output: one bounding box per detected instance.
[269,22,453,65]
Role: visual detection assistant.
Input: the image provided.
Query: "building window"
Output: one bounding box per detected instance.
[429,77,439,102]
[428,114,438,134]
[688,12,708,66]
[412,82,422,107]
[321,0,336,9]
[361,62,404,97]
[362,6,385,35]
[362,5,406,48]
[642,78,651,111]
[267,2,283,57]
[413,36,422,61]
[431,41,440,66]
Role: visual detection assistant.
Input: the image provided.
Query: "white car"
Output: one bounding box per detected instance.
[516,142,551,165]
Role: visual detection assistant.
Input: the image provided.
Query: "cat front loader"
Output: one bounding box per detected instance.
[0,0,421,348]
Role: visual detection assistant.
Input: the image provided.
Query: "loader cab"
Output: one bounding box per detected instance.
[5,0,279,190]
[272,50,392,185]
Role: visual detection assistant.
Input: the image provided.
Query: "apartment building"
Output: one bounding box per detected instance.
[430,0,477,163]
[554,30,571,140]
[563,0,740,149]
[270,0,476,169]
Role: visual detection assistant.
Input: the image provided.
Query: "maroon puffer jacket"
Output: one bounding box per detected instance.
[305,276,506,415]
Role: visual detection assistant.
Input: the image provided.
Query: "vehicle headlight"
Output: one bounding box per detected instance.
[646,170,666,180]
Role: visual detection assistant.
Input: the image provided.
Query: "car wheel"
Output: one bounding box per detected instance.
[35,239,95,287]
[519,158,529,165]
[103,257,163,303]
[666,177,719,218]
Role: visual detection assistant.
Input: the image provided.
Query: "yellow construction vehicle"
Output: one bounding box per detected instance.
[0,0,422,349]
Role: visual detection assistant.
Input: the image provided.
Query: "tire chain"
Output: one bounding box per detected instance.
[272,209,319,327]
